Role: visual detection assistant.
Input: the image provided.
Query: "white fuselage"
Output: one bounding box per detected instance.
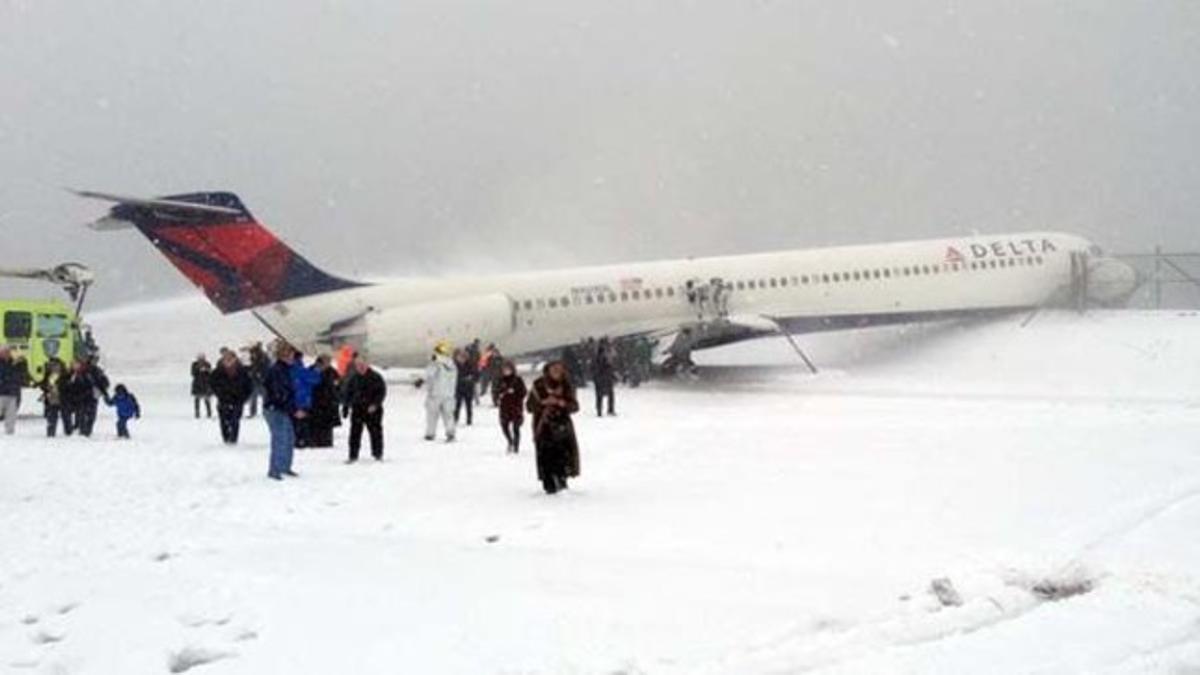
[252,231,1132,368]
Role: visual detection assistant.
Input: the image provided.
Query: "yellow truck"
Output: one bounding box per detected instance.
[0,299,86,384]
[0,263,95,385]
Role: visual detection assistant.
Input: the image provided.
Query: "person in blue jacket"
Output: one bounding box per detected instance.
[290,351,321,448]
[263,341,302,480]
[106,383,141,439]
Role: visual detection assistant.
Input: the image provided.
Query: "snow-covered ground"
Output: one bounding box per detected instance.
[3,298,1200,674]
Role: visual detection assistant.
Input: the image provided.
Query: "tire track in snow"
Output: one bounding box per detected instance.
[686,575,1054,675]
[1063,481,1200,569]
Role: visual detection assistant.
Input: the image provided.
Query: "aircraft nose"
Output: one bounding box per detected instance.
[1086,256,1141,306]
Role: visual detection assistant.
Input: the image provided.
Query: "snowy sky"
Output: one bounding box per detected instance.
[1,0,1197,307]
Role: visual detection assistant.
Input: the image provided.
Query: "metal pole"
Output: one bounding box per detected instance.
[778,329,819,374]
[1078,253,1089,313]
[1154,245,1163,309]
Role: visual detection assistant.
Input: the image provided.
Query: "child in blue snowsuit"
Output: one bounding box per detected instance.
[107,384,141,439]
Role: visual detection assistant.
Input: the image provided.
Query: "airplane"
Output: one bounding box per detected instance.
[79,190,1140,369]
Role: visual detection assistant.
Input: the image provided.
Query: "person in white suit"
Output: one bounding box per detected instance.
[421,341,459,442]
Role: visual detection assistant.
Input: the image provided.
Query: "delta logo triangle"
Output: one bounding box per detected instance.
[944,247,965,264]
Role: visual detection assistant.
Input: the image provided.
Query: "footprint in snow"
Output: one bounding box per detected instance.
[167,646,236,673]
[56,602,80,616]
[21,615,39,625]
[30,630,65,645]
[179,613,232,629]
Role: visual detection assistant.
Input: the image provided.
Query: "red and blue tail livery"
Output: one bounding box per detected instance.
[82,190,362,313]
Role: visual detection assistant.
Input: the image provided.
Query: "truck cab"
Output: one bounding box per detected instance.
[1,299,83,385]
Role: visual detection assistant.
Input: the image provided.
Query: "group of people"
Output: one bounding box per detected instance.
[219,336,582,493]
[234,333,628,492]
[194,340,390,480]
[232,336,584,494]
[558,336,657,418]
[419,340,581,494]
[441,338,505,428]
[0,345,140,439]
[190,343,389,468]
[562,335,656,390]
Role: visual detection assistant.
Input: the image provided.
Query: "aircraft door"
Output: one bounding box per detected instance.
[684,277,730,322]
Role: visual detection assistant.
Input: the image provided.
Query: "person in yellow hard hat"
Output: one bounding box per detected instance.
[419,341,458,442]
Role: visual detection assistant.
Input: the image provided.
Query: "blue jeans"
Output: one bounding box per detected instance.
[264,408,295,477]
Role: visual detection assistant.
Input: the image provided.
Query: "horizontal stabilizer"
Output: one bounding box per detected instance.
[72,189,244,216]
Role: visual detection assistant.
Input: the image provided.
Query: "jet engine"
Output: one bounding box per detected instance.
[360,294,516,367]
[1086,256,1141,307]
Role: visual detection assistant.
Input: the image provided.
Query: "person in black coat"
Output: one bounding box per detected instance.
[453,349,476,426]
[591,338,617,417]
[190,354,214,419]
[59,365,87,436]
[0,346,22,436]
[245,342,269,418]
[527,360,581,494]
[465,338,483,403]
[307,354,341,448]
[61,358,108,437]
[88,358,110,409]
[263,341,300,480]
[342,355,387,462]
[562,344,586,389]
[209,352,254,444]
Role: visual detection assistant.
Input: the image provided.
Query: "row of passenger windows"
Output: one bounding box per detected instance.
[519,286,678,312]
[515,255,1047,312]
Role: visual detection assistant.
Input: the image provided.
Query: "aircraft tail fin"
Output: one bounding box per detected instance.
[79,190,362,313]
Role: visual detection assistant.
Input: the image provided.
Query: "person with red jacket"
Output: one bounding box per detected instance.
[493,360,527,454]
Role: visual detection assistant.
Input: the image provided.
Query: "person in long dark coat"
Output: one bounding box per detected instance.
[209,352,254,444]
[307,354,341,448]
[526,360,580,494]
[494,360,527,454]
[190,354,214,419]
[591,338,617,417]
